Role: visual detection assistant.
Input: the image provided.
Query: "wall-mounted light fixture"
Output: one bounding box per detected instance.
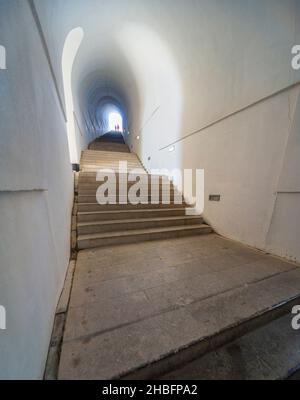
[136,135,140,140]
[168,146,175,152]
[0,45,6,70]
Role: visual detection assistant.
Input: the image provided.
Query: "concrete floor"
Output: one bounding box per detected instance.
[58,234,300,379]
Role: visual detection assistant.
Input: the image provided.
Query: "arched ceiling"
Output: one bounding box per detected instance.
[35,0,300,166]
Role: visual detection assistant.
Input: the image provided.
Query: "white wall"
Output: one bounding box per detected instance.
[0,1,73,378]
[265,86,300,262]
[123,0,300,262]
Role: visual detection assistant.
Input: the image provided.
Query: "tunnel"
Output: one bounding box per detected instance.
[0,0,300,379]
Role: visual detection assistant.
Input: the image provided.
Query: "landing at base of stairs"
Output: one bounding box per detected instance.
[58,234,300,379]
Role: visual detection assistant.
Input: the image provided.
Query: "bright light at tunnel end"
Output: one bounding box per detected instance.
[108,112,123,131]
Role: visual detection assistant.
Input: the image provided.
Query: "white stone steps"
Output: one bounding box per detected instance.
[75,139,213,249]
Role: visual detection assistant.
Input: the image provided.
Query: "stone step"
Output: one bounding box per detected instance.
[81,156,140,162]
[81,154,138,160]
[77,207,189,222]
[81,166,146,172]
[78,174,170,184]
[160,313,300,380]
[89,145,130,153]
[77,224,212,249]
[78,188,180,195]
[82,149,137,157]
[81,154,139,160]
[77,182,176,190]
[77,202,188,212]
[80,161,143,167]
[79,171,161,176]
[77,194,186,203]
[88,149,130,154]
[77,215,204,235]
[81,160,141,165]
[123,288,300,380]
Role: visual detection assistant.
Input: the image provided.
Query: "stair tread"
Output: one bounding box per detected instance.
[82,150,136,157]
[78,215,202,227]
[78,207,188,215]
[78,224,210,240]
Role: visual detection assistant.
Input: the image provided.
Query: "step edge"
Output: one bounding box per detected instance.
[78,224,211,240]
[119,293,300,380]
[77,215,204,227]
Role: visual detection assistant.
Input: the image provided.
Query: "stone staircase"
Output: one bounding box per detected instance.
[76,133,212,249]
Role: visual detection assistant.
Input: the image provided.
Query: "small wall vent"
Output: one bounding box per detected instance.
[209,194,221,201]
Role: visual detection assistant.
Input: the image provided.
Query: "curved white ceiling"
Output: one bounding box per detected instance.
[35,0,300,165]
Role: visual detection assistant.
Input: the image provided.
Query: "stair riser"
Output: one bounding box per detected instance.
[78,217,204,234]
[78,191,179,198]
[81,168,146,173]
[79,172,163,177]
[78,178,170,185]
[81,157,140,161]
[78,226,212,249]
[81,155,140,164]
[77,209,187,222]
[81,161,139,166]
[123,297,300,380]
[89,147,129,152]
[78,183,176,190]
[90,146,130,154]
[81,155,138,160]
[81,164,143,169]
[82,151,136,155]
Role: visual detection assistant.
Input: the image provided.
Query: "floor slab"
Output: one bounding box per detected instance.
[58,234,300,379]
